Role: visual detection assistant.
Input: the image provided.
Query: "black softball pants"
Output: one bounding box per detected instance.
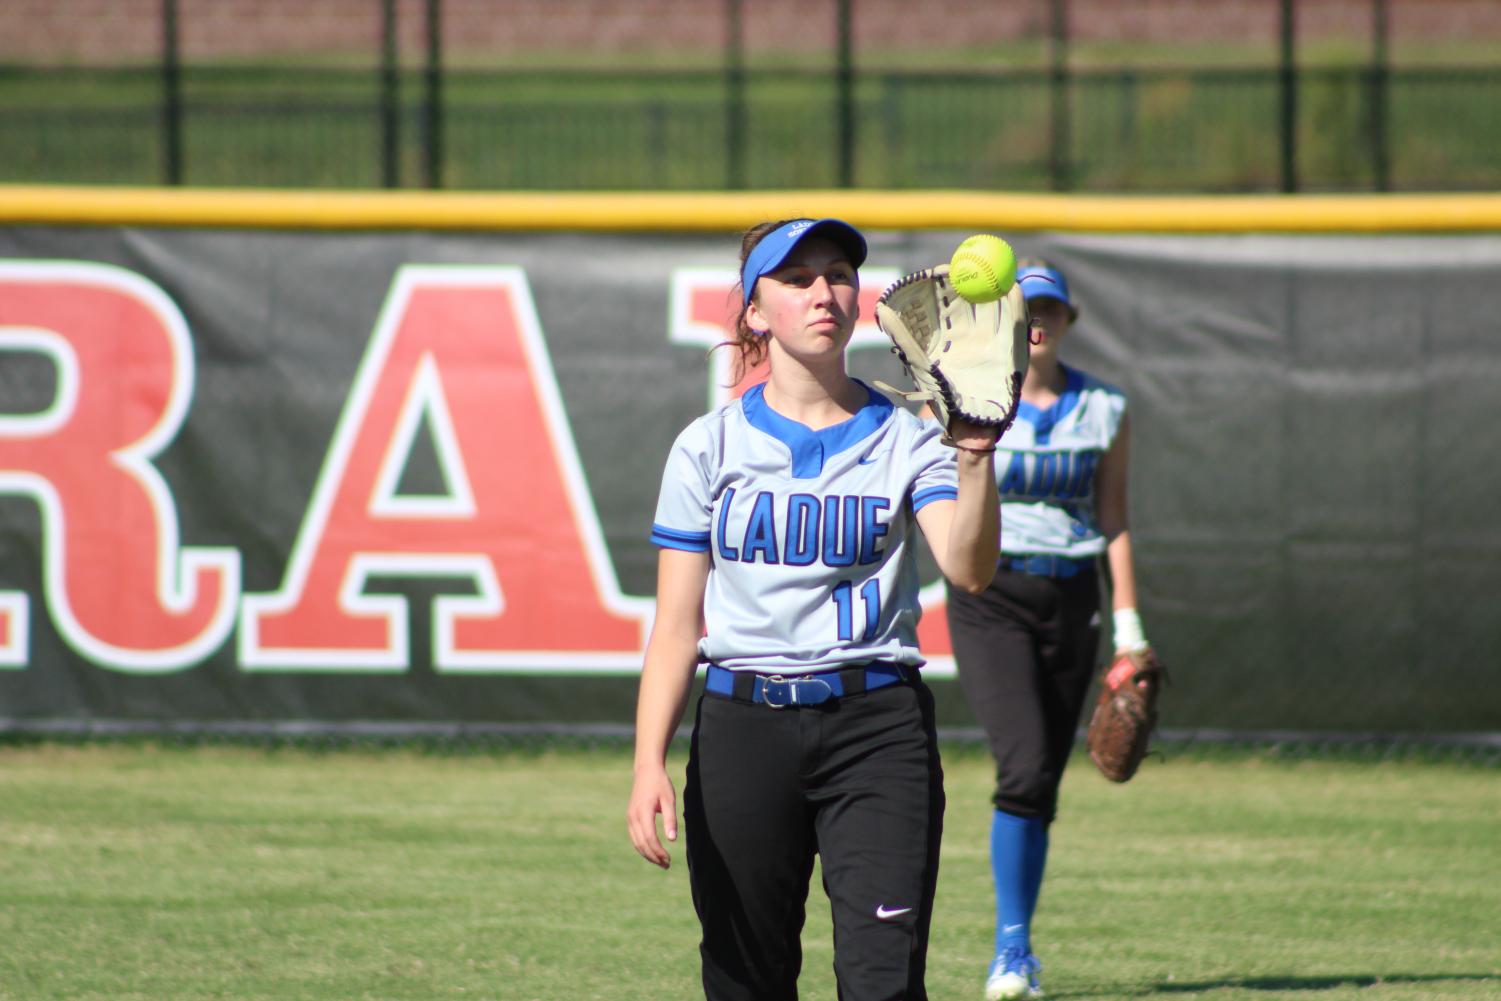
[946,567,1101,821]
[684,677,944,1001]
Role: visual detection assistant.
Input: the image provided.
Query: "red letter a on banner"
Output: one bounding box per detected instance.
[240,267,646,672]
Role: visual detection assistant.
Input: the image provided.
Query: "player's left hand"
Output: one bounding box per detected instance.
[947,417,1000,454]
[873,264,1028,438]
[1085,648,1168,783]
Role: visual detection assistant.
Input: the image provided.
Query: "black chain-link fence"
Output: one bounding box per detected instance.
[3,0,1499,192]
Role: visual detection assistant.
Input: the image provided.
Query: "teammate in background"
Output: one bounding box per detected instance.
[948,260,1153,1001]
[627,218,1001,1001]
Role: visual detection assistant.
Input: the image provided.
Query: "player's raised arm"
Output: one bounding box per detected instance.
[626,547,708,869]
[916,416,1000,593]
[873,239,1022,596]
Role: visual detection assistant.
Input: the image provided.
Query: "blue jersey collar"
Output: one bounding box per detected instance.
[1014,365,1085,445]
[741,381,894,478]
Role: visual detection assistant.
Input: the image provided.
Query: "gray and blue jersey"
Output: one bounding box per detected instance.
[652,382,957,674]
[996,365,1126,559]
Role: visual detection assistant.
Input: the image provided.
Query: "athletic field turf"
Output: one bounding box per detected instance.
[1,743,1495,1000]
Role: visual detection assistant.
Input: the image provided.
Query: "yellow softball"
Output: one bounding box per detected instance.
[948,234,1017,304]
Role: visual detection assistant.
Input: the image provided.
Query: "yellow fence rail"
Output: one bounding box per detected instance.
[4,186,1501,233]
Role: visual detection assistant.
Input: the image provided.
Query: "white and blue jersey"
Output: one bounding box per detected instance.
[652,381,957,674]
[996,365,1126,559]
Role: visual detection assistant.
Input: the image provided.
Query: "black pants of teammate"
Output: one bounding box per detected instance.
[684,677,944,1001]
[946,567,1100,821]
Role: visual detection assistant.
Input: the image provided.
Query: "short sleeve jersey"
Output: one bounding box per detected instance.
[651,382,957,674]
[995,365,1127,559]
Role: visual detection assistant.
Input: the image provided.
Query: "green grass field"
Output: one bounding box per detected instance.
[0,743,1496,1000]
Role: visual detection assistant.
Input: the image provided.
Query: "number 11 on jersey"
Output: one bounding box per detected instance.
[832,579,881,642]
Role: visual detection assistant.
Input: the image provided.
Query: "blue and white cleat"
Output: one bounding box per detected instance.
[985,945,1042,1000]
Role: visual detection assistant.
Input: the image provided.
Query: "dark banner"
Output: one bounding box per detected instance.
[1,227,1498,733]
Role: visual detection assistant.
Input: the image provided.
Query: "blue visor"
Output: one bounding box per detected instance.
[741,218,868,306]
[1017,265,1072,308]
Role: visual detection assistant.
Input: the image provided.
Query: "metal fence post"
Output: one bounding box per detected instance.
[836,0,854,188]
[380,0,400,189]
[1280,0,1297,193]
[1370,0,1389,191]
[161,0,182,185]
[1049,0,1071,191]
[423,0,443,189]
[725,0,746,189]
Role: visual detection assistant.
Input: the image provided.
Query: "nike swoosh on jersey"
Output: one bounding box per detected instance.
[875,905,913,920]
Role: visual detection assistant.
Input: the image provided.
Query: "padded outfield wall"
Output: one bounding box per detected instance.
[0,188,1498,738]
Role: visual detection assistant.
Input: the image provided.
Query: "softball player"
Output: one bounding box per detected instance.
[946,261,1152,1001]
[627,218,1001,1001]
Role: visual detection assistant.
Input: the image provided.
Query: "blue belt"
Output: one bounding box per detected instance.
[704,662,910,708]
[1002,554,1092,579]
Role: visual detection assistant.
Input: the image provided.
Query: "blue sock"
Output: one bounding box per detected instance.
[991,809,1049,956]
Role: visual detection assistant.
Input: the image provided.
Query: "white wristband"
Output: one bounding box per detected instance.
[1112,608,1149,653]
